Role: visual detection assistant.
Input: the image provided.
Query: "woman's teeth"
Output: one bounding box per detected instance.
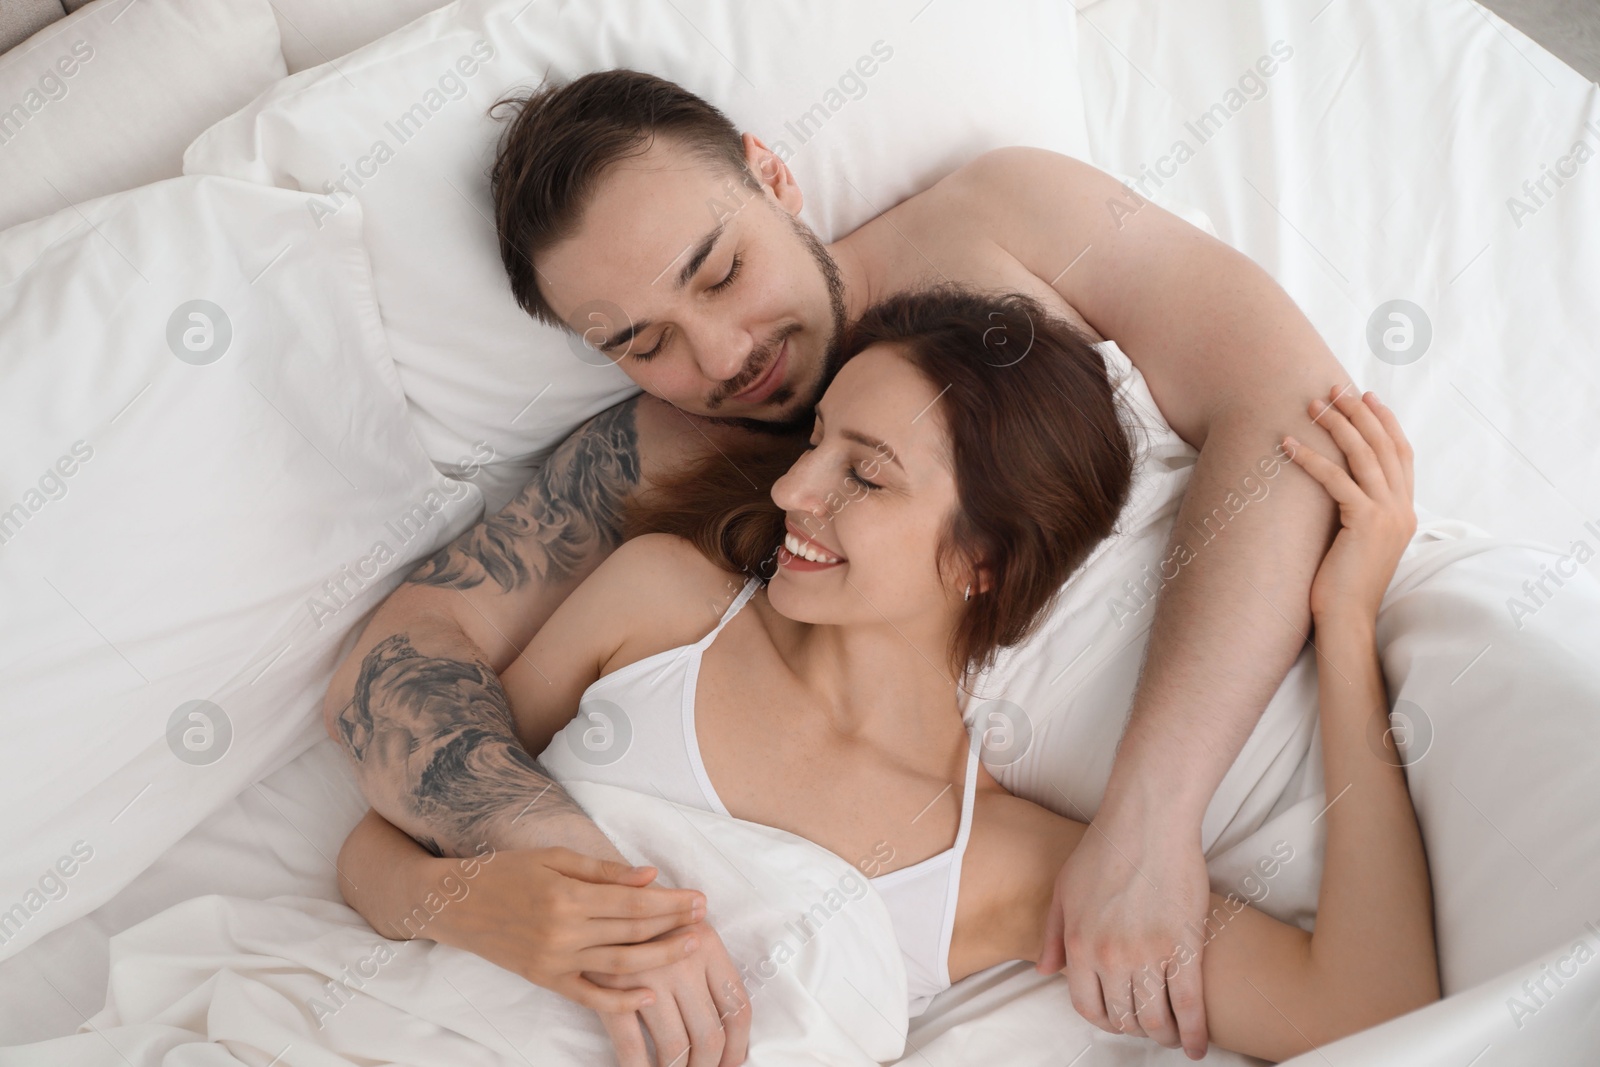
[784,532,843,564]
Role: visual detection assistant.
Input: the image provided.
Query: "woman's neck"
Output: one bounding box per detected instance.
[761,596,964,742]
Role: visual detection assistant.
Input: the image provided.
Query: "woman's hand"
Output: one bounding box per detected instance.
[587,919,752,1067]
[1284,386,1416,624]
[425,845,713,1011]
[340,811,748,1065]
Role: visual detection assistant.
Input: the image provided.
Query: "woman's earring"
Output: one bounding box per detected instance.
[964,583,972,602]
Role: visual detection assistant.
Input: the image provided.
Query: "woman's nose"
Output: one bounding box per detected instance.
[771,450,833,518]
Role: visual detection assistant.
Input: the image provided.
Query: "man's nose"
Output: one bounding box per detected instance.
[691,318,754,384]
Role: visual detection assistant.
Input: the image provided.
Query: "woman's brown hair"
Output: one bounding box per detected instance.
[625,286,1135,683]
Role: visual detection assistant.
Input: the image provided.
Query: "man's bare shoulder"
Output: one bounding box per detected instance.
[850,147,1091,237]
[931,146,1110,219]
[836,147,1109,342]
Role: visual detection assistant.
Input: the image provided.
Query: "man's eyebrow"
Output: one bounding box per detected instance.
[599,318,651,353]
[595,224,727,350]
[675,223,725,289]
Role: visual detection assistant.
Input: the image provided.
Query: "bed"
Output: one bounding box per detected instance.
[1,0,1597,1063]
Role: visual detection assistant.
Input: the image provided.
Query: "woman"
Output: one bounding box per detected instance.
[341,287,1439,1063]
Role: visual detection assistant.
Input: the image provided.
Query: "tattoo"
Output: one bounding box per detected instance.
[338,632,586,853]
[332,401,641,853]
[407,399,642,593]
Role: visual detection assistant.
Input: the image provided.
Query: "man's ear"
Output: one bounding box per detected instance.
[742,132,803,216]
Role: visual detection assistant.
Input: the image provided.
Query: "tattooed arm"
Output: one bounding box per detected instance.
[327,399,630,856]
[326,394,760,1065]
[323,393,739,856]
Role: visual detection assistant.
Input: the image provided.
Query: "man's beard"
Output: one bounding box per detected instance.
[705,212,849,438]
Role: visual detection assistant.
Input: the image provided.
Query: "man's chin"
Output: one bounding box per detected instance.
[702,394,813,437]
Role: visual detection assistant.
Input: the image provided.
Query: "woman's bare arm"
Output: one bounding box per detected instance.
[967,388,1436,1061]
[1161,387,1438,1060]
[966,620,1436,1062]
[1191,616,1438,1061]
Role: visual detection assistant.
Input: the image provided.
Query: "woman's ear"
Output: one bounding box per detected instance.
[974,562,995,597]
[742,132,803,216]
[958,560,995,600]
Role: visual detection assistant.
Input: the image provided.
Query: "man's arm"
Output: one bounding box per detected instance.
[322,393,732,857]
[958,146,1347,808]
[325,397,636,859]
[949,147,1353,1056]
[323,393,761,1066]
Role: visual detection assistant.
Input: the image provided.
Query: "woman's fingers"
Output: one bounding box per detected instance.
[1063,961,1112,1032]
[703,945,751,1067]
[1310,389,1386,496]
[674,983,730,1067]
[1167,962,1209,1059]
[1364,393,1415,500]
[1132,976,1181,1049]
[577,929,700,974]
[586,881,705,923]
[568,974,656,1016]
[1284,435,1365,507]
[1102,975,1146,1038]
[1036,891,1068,974]
[587,915,701,949]
[595,1007,654,1067]
[638,993,693,1067]
[1331,385,1404,493]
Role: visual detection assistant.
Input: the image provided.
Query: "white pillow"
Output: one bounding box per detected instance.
[0,176,482,960]
[268,0,449,75]
[0,0,286,234]
[184,0,1094,512]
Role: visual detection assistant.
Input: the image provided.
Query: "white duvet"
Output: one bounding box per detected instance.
[5,0,1600,1061]
[0,781,909,1066]
[11,343,1600,1067]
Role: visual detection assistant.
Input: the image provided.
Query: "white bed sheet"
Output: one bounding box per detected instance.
[6,0,1599,1061]
[900,0,1600,1063]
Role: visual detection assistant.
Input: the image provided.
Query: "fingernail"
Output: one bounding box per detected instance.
[683,937,699,954]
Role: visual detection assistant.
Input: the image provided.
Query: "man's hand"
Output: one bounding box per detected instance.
[588,920,752,1067]
[1038,802,1211,1059]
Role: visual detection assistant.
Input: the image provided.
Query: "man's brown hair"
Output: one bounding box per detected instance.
[490,69,759,327]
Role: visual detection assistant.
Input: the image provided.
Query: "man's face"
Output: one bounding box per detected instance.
[537,137,848,432]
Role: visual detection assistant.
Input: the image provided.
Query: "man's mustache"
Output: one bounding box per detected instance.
[711,323,801,406]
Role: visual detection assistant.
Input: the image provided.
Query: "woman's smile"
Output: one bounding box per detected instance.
[778,521,846,570]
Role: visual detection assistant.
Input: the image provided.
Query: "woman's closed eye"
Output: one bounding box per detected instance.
[803,438,882,492]
[848,466,883,491]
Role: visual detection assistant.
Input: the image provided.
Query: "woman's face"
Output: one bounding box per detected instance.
[768,343,970,629]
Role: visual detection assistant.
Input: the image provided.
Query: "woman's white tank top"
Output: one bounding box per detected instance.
[537,575,980,1016]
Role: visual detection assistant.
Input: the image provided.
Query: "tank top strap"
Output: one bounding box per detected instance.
[951,729,982,853]
[696,575,764,647]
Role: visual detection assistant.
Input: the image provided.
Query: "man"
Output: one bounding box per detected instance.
[324,69,1352,1065]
